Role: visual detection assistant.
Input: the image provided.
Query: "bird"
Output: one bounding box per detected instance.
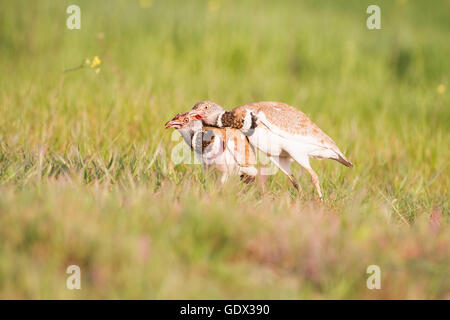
[165,112,257,184]
[188,101,353,199]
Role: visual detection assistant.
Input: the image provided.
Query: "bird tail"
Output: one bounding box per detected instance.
[309,147,353,167]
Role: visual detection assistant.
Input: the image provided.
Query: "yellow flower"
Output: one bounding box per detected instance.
[437,84,446,94]
[90,56,101,68]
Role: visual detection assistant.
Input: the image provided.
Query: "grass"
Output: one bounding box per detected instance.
[0,0,449,299]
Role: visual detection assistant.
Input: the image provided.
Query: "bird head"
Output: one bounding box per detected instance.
[165,112,203,131]
[165,112,189,129]
[188,101,225,126]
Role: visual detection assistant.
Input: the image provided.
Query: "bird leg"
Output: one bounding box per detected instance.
[269,156,302,195]
[240,174,255,184]
[305,167,322,200]
[288,174,301,193]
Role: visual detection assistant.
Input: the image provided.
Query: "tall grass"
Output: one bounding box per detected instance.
[0,0,448,299]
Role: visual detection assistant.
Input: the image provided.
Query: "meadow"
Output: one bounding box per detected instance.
[0,0,448,299]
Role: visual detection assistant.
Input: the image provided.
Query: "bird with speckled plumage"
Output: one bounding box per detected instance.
[189,101,353,199]
[165,112,257,184]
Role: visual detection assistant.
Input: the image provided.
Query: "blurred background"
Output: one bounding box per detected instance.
[0,0,448,299]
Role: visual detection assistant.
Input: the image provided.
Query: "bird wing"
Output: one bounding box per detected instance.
[254,110,352,166]
[254,110,328,148]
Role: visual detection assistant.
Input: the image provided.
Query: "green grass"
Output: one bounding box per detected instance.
[0,0,449,299]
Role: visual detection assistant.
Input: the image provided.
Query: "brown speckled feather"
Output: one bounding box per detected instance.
[233,102,336,146]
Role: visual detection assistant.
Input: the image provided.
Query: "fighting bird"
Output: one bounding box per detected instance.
[189,101,353,199]
[165,112,257,183]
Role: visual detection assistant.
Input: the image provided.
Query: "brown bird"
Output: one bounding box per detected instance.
[189,101,353,199]
[165,112,257,183]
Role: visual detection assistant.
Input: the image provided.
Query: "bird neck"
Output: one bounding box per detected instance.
[178,128,194,148]
[217,111,234,128]
[191,130,204,155]
[217,110,256,134]
[190,120,203,132]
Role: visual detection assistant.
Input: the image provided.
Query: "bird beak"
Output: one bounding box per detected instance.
[189,112,203,120]
[165,119,182,129]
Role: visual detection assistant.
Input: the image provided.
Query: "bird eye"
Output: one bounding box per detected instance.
[184,118,189,123]
[205,106,209,110]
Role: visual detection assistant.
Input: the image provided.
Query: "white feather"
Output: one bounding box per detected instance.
[217,111,226,128]
[255,112,324,147]
[241,109,253,135]
[248,111,343,161]
[204,135,224,163]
